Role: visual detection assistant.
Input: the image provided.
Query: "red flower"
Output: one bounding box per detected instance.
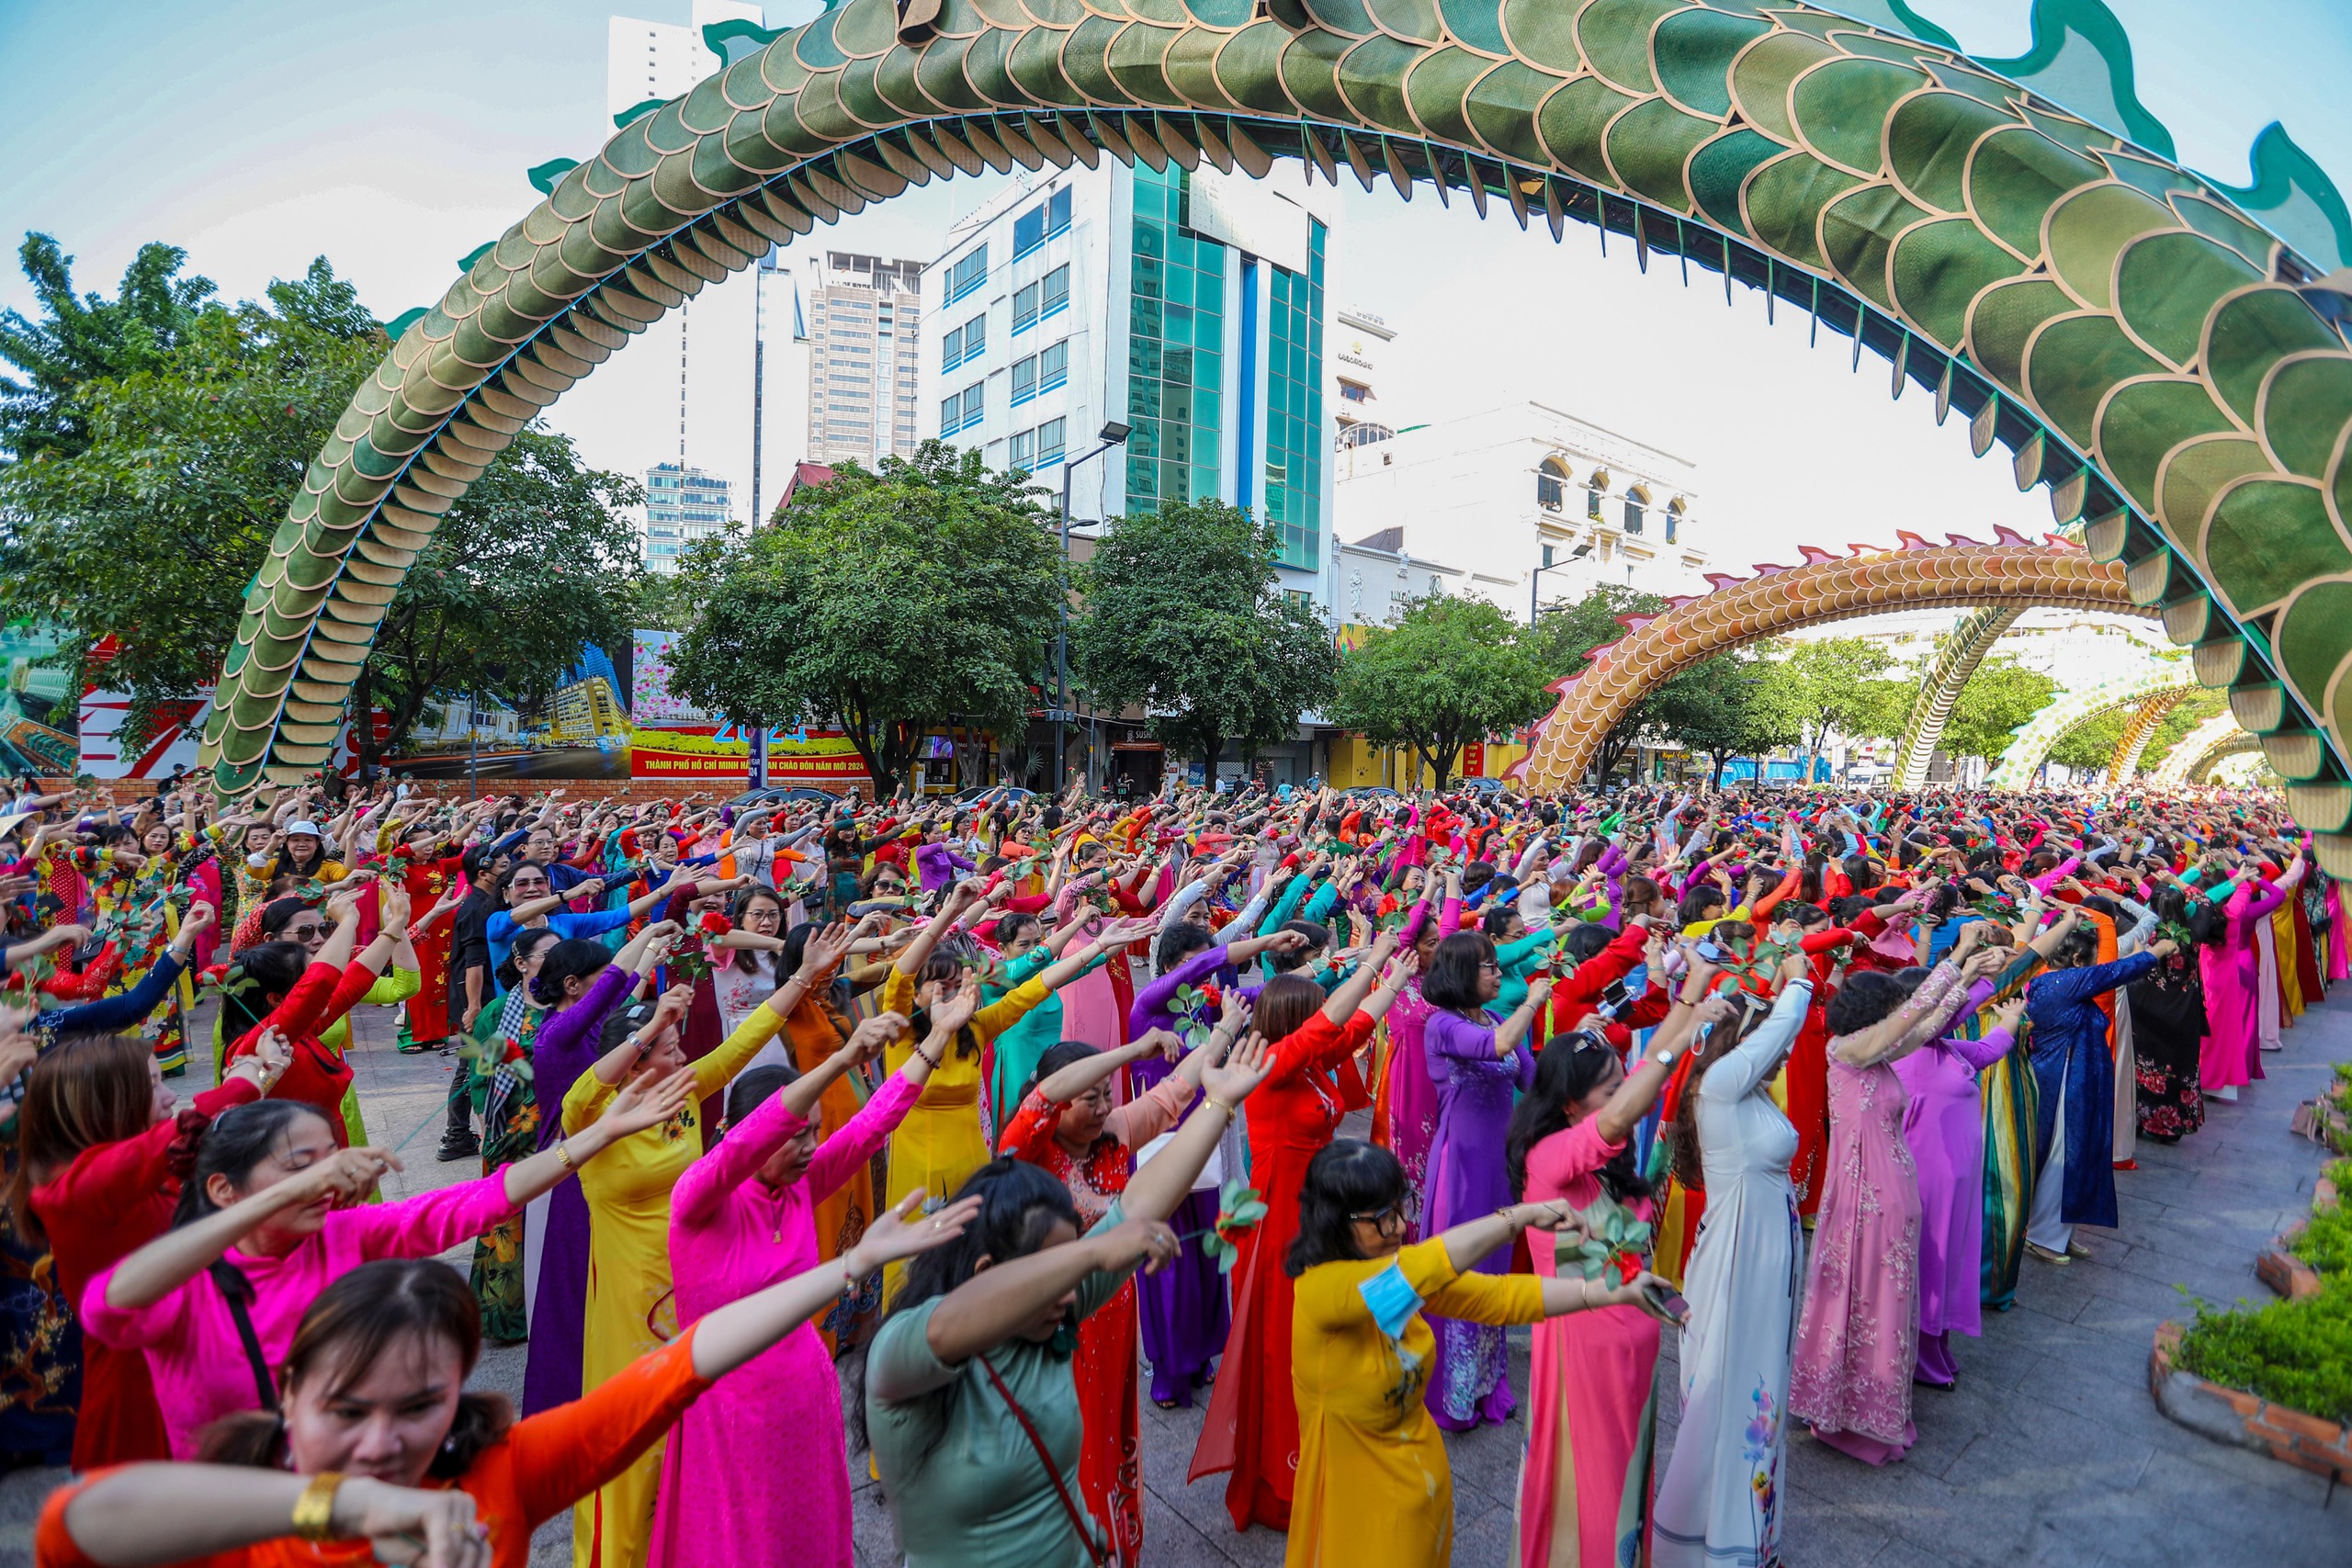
[696,910,732,939]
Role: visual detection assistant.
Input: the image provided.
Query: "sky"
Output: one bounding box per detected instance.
[3,0,2348,575]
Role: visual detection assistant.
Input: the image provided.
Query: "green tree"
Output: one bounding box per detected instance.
[0,254,644,758]
[1525,583,1667,680]
[1069,498,1336,782]
[2047,707,2130,775]
[0,232,217,462]
[1756,637,1896,781]
[346,429,644,775]
[1938,656,2060,762]
[1655,651,1797,789]
[1328,594,1553,788]
[667,443,1061,793]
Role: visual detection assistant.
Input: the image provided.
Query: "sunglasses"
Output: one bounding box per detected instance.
[285,920,328,941]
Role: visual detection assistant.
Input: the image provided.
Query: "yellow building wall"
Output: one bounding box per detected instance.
[1324,735,1530,790]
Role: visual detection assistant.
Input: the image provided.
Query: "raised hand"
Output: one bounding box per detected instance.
[795,919,856,982]
[1199,1029,1274,1105]
[929,971,982,1037]
[600,1066,697,1134]
[852,1190,985,1273]
[843,1010,910,1063]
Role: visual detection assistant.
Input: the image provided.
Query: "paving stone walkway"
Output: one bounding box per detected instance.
[1,989,2343,1568]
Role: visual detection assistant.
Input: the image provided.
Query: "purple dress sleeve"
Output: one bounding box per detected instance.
[532,964,637,1151]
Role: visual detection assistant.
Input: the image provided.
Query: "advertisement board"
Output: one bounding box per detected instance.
[628,630,711,728]
[628,724,869,784]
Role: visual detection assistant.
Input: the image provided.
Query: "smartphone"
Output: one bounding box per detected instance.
[1642,1279,1691,1324]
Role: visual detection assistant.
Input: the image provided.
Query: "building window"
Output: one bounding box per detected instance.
[1011,355,1037,407]
[1586,484,1602,520]
[1013,281,1039,335]
[960,313,983,365]
[960,382,984,430]
[1038,339,1069,393]
[1667,498,1685,544]
[946,245,987,303]
[1040,263,1069,321]
[1035,417,1066,467]
[1010,428,1035,470]
[940,322,962,371]
[1338,379,1368,403]
[1125,164,1226,516]
[1260,218,1326,572]
[939,395,959,435]
[1623,486,1647,536]
[1536,472,1563,510]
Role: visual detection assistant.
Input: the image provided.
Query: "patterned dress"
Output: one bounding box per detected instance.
[470,989,544,1342]
[1790,960,1973,1464]
[2129,924,2207,1142]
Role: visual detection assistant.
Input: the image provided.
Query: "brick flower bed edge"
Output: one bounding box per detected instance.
[2150,1322,2352,1483]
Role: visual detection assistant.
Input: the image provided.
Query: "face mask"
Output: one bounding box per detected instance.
[1357,1259,1425,1342]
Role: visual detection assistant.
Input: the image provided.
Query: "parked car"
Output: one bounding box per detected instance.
[726,785,844,811]
[1343,785,1403,800]
[955,784,1035,805]
[1454,776,1507,795]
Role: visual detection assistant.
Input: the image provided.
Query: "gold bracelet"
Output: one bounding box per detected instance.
[553,1140,576,1172]
[1204,1094,1237,1117]
[291,1472,345,1542]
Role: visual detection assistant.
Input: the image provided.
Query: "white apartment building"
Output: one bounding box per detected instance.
[804,253,924,468]
[1334,400,1712,621]
[1330,305,1396,448]
[1333,526,1519,630]
[920,159,1340,606]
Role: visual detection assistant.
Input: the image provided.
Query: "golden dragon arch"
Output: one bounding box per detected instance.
[1984,663,2196,788]
[197,0,2352,863]
[1510,531,2136,789]
[2151,712,2259,786]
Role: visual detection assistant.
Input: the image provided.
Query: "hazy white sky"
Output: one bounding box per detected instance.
[3,0,2346,572]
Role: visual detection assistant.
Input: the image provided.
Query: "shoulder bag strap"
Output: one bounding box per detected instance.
[207,1258,279,1412]
[977,1356,1107,1568]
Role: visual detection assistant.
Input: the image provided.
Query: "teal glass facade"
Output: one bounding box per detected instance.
[1126,164,1225,511]
[1262,220,1325,571]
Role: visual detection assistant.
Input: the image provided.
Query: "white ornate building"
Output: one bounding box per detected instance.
[1332,400,1712,623]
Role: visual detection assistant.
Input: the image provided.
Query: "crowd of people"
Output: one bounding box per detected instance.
[0,771,2335,1568]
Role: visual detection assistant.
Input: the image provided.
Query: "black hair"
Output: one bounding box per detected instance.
[1021,1040,1100,1105]
[257,897,318,941]
[1677,886,1725,926]
[1508,1033,1650,1205]
[724,1064,798,1129]
[1421,931,1495,1011]
[529,936,614,1007]
[596,997,662,1056]
[172,1100,340,1227]
[494,926,560,997]
[198,1259,507,1478]
[992,910,1043,948]
[218,942,310,1043]
[869,1158,1081,1465]
[1285,1139,1406,1277]
[1773,901,1827,930]
[2052,925,2101,969]
[1560,921,1613,964]
[1478,901,1522,939]
[727,884,791,976]
[1155,920,1215,975]
[1824,968,1909,1037]
[1266,919,1329,974]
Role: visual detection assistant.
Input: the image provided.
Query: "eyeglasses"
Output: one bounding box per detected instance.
[1477,960,1502,974]
[1349,1201,1409,1232]
[285,920,328,941]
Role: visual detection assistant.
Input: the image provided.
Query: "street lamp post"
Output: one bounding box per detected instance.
[1529,540,1594,622]
[1055,421,1132,791]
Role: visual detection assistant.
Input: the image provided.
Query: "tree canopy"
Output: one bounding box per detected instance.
[0,244,643,761]
[1757,637,1897,774]
[1328,593,1553,788]
[666,442,1061,793]
[1938,655,2059,762]
[1069,497,1335,780]
[1654,650,1797,788]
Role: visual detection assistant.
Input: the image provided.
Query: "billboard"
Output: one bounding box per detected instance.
[629,724,869,784]
[628,630,711,728]
[2,622,79,778]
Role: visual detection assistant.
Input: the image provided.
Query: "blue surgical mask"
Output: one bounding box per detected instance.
[1357,1261,1424,1341]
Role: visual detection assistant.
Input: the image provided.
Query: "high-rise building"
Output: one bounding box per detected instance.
[587,3,814,532]
[804,254,925,468]
[920,161,1339,606]
[643,461,733,572]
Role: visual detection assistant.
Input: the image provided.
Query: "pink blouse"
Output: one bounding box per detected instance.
[83,1173,517,1458]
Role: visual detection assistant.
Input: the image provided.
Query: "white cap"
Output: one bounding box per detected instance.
[285,820,322,838]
